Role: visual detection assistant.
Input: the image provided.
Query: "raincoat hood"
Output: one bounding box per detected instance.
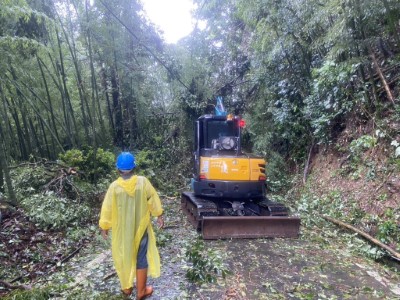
[116,176,138,196]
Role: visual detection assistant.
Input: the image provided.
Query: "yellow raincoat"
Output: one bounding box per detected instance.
[99,175,163,290]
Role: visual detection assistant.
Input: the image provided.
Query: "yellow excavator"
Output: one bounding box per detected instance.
[181,99,300,239]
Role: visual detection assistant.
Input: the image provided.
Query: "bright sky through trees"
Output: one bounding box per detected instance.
[141,0,195,44]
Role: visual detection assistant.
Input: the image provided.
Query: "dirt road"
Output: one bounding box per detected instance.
[49,196,400,299]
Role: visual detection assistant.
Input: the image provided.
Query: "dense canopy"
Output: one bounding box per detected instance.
[1,0,399,182]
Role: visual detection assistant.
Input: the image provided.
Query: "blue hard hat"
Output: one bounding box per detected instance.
[116,152,136,171]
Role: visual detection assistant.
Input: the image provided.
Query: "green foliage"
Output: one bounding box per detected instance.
[338,136,378,178]
[3,286,53,300]
[389,157,400,173]
[390,140,400,158]
[134,148,177,192]
[365,161,377,181]
[297,190,344,220]
[265,151,290,192]
[377,220,397,244]
[66,225,97,243]
[375,209,399,248]
[154,226,172,248]
[305,61,357,142]
[3,285,124,300]
[185,239,230,284]
[58,148,115,183]
[349,135,377,155]
[133,131,192,194]
[134,150,156,178]
[247,106,308,192]
[20,192,92,230]
[11,165,53,198]
[346,235,385,260]
[58,149,85,168]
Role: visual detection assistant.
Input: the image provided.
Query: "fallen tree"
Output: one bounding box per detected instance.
[321,214,400,261]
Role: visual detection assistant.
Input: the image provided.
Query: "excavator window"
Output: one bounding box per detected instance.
[206,120,238,149]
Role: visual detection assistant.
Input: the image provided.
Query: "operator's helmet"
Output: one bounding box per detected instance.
[116,152,136,171]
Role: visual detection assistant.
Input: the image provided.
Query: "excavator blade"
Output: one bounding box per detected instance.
[202,216,300,240]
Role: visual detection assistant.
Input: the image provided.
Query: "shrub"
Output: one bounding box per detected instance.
[349,135,377,155]
[58,147,115,183]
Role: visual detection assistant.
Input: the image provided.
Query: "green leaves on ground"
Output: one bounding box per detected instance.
[21,192,91,230]
[185,239,230,284]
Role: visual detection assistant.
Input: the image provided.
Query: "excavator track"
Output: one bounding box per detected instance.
[181,192,300,239]
[181,192,219,230]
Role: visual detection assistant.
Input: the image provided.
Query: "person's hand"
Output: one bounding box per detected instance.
[101,229,109,240]
[157,215,164,229]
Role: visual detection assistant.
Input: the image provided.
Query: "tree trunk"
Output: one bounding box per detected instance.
[85,0,102,147]
[7,79,66,154]
[0,162,3,193]
[370,52,395,104]
[28,117,43,157]
[8,66,33,158]
[5,95,27,160]
[0,142,16,206]
[0,84,17,205]
[100,64,115,133]
[111,66,123,147]
[36,55,60,155]
[41,55,74,146]
[1,90,18,158]
[56,29,78,147]
[60,4,92,145]
[39,117,52,159]
[128,77,138,145]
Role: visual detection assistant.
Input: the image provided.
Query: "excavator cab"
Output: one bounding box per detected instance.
[197,115,239,152]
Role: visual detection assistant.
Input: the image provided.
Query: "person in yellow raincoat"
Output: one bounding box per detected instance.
[99,152,164,299]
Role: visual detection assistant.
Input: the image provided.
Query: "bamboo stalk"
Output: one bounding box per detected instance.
[371,53,395,104]
[321,214,400,260]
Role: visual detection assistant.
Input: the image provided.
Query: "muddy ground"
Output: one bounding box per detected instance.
[21,196,398,300]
